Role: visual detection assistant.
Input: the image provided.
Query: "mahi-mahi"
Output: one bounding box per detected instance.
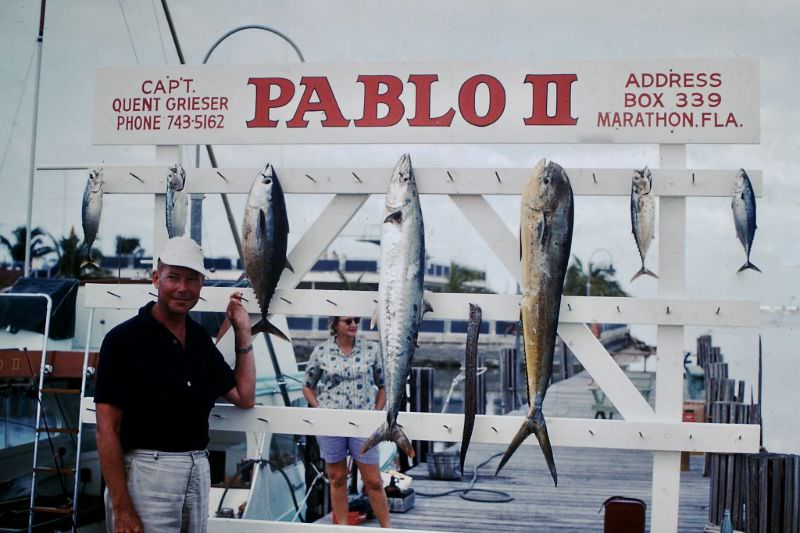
[495,159,574,486]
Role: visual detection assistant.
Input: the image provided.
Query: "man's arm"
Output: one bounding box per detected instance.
[223,291,255,408]
[96,403,143,533]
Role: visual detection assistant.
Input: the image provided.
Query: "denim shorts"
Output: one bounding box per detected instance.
[105,449,209,533]
[316,436,379,465]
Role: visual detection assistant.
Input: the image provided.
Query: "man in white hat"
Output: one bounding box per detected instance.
[95,236,255,532]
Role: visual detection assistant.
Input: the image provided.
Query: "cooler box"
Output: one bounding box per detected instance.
[386,488,415,513]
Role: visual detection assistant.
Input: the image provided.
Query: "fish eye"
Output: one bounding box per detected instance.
[264,178,272,184]
[543,177,550,184]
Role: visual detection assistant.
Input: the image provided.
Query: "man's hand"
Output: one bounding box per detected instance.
[226,291,251,331]
[113,505,144,533]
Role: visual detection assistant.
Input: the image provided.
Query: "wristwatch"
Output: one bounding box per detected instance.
[235,344,253,354]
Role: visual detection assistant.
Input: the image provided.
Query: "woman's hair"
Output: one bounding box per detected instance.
[328,316,339,336]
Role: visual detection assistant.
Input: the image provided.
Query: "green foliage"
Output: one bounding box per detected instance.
[115,236,142,255]
[563,256,628,297]
[443,261,492,293]
[57,227,82,277]
[0,226,57,263]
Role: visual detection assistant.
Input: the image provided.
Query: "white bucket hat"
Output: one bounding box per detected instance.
[157,236,207,276]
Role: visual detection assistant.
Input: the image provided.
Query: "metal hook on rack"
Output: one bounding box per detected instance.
[305,174,316,183]
[257,417,269,424]
[280,297,293,304]
[325,299,338,306]
[352,172,363,183]
[495,171,502,183]
[129,172,144,183]
[592,173,597,183]
[447,170,455,182]
[107,291,121,298]
[216,171,229,183]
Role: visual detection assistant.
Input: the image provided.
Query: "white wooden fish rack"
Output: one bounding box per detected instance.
[81,61,764,533]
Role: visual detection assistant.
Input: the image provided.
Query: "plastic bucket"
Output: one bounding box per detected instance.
[426,449,462,480]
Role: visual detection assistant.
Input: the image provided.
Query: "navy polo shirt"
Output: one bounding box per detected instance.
[95,301,236,452]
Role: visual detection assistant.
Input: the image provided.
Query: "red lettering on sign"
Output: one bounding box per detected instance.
[246,77,295,128]
[354,75,405,127]
[458,75,506,127]
[523,74,578,126]
[406,75,455,127]
[287,77,350,128]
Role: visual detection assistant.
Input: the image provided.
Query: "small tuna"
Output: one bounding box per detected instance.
[630,167,658,281]
[166,164,188,238]
[241,164,291,340]
[731,169,760,273]
[81,168,103,269]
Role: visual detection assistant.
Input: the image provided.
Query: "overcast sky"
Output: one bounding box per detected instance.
[1,0,799,449]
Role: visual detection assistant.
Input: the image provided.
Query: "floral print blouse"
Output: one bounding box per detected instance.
[304,337,385,410]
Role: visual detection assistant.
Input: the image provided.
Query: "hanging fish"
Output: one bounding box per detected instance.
[81,168,103,269]
[496,159,573,486]
[731,169,760,273]
[166,164,188,238]
[630,166,658,281]
[362,154,427,459]
[242,164,291,340]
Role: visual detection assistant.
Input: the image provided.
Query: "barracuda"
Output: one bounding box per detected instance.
[362,153,426,458]
[496,159,573,486]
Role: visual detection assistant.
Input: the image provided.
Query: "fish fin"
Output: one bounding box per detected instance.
[737,261,761,273]
[630,266,659,282]
[251,318,290,342]
[423,299,434,314]
[257,209,268,236]
[215,318,233,345]
[536,214,549,245]
[384,210,403,224]
[285,259,295,273]
[361,420,415,458]
[495,408,557,486]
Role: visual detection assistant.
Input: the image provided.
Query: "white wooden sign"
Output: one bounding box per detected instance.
[92,58,759,145]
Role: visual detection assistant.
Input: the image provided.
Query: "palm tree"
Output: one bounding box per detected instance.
[0,225,57,265]
[444,261,492,293]
[56,227,82,278]
[115,236,142,256]
[563,256,628,297]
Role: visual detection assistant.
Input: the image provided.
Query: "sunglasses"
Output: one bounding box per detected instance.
[341,318,360,325]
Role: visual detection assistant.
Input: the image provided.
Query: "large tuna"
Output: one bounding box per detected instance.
[495,159,573,486]
[731,169,760,273]
[166,164,188,238]
[361,154,426,458]
[81,168,103,269]
[630,166,658,281]
[241,164,290,340]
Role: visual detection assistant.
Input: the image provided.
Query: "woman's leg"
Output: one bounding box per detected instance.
[325,460,349,524]
[355,461,391,528]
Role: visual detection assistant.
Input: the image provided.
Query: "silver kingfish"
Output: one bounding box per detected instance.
[732,169,760,273]
[81,168,103,269]
[241,164,290,340]
[630,166,658,281]
[495,159,573,486]
[361,153,426,458]
[166,164,188,238]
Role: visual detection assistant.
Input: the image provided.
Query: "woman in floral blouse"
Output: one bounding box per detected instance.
[302,316,390,527]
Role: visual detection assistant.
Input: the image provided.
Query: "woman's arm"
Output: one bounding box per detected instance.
[374,387,386,410]
[303,386,320,408]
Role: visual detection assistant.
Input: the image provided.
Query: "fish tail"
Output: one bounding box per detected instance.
[251,318,290,342]
[630,265,659,282]
[79,259,100,271]
[496,408,557,486]
[361,420,415,458]
[737,261,761,273]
